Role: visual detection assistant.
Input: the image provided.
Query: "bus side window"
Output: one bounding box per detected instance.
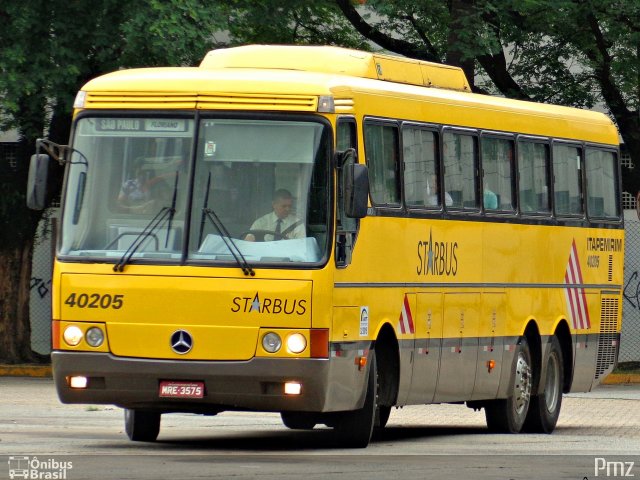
[585,148,620,219]
[553,144,583,216]
[481,136,515,212]
[337,118,357,152]
[364,121,400,207]
[518,141,551,214]
[336,118,359,267]
[443,131,478,210]
[403,126,439,208]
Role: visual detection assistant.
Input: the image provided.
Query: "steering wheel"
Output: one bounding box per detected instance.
[241,229,285,241]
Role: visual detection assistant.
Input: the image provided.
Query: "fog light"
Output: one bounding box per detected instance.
[69,376,88,389]
[63,326,83,346]
[262,332,282,353]
[284,382,301,395]
[85,327,104,347]
[286,333,307,354]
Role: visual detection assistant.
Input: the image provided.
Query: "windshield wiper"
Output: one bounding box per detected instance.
[113,170,180,272]
[202,207,255,277]
[199,172,255,276]
[113,206,175,272]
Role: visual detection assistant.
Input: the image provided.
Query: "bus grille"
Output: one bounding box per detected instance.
[595,297,619,379]
[84,92,318,111]
[197,93,317,111]
[85,92,198,109]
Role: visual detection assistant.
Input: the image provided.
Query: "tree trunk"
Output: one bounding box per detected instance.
[0,242,46,363]
[446,0,476,90]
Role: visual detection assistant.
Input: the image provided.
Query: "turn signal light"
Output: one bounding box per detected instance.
[486,360,496,373]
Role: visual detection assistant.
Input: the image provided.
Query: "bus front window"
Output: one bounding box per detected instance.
[60,117,194,260]
[189,118,330,265]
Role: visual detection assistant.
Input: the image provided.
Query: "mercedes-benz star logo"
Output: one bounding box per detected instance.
[170,330,193,355]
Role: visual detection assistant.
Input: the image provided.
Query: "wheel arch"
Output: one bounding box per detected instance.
[553,319,573,393]
[372,322,399,407]
[523,320,542,396]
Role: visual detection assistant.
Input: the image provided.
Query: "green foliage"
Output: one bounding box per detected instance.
[220,0,368,48]
[335,0,639,191]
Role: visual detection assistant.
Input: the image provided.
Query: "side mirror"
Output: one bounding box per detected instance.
[344,163,369,218]
[26,154,50,210]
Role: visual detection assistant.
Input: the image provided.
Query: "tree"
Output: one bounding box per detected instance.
[0,0,228,363]
[335,0,640,192]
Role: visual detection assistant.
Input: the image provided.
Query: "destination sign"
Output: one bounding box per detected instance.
[95,119,188,133]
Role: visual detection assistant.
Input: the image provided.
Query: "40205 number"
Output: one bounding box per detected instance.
[65,293,124,309]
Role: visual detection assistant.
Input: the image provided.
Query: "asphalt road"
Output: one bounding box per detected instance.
[1,377,640,479]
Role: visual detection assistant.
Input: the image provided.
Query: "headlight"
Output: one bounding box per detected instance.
[262,332,282,353]
[85,327,104,347]
[63,326,83,346]
[287,333,307,354]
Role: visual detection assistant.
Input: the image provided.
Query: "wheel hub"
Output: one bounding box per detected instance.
[514,352,532,414]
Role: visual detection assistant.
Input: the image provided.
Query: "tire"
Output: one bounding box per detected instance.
[485,337,533,433]
[523,336,564,433]
[334,352,377,448]
[280,412,317,430]
[375,406,391,429]
[124,409,161,442]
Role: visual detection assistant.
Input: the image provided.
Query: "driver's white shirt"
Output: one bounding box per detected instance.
[249,212,305,240]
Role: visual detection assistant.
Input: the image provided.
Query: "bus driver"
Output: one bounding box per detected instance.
[244,189,305,241]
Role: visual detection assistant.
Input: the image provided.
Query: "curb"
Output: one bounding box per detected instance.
[602,373,640,385]
[0,364,52,377]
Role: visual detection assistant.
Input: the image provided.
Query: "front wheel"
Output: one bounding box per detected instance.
[485,337,533,433]
[523,336,564,433]
[333,352,377,447]
[124,409,161,442]
[375,406,391,429]
[280,412,317,430]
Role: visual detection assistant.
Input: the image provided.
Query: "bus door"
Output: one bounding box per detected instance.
[471,292,506,400]
[395,293,417,406]
[433,292,480,402]
[404,292,443,404]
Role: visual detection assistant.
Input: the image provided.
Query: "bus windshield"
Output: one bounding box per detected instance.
[60,116,331,267]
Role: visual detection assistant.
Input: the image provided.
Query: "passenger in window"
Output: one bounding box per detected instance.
[426,174,453,207]
[117,165,150,211]
[118,164,147,203]
[118,168,174,214]
[483,184,498,209]
[244,189,305,241]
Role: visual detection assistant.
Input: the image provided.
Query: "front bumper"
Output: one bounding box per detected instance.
[52,351,360,413]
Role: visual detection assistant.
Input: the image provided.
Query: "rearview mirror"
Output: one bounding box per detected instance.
[26,154,50,210]
[344,163,369,219]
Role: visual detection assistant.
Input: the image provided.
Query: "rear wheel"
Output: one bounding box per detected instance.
[524,336,564,433]
[124,409,161,442]
[334,352,377,448]
[280,412,317,430]
[485,337,533,433]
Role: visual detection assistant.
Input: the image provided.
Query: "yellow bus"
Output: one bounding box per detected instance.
[28,45,623,447]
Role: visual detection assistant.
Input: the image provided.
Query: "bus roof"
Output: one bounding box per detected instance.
[200,44,472,92]
[79,45,618,146]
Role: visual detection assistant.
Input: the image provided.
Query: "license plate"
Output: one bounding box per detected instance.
[159,381,205,399]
